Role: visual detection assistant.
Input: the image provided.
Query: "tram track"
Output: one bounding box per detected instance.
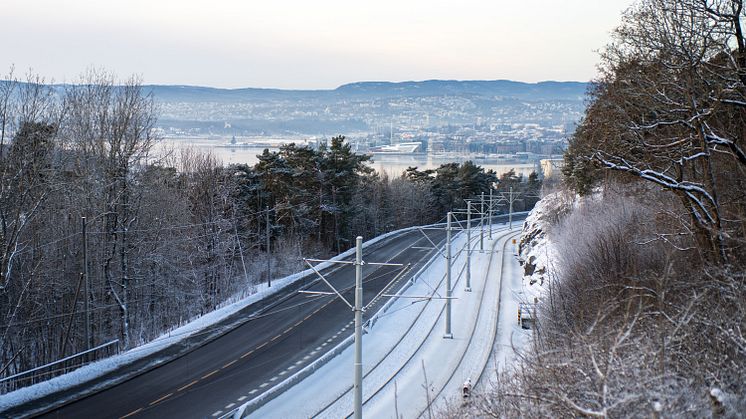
[417,229,519,417]
[310,227,517,418]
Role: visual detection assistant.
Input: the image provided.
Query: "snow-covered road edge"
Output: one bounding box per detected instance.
[0,224,434,414]
[229,224,449,418]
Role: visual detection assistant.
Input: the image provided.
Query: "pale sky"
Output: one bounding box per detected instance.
[1,0,636,89]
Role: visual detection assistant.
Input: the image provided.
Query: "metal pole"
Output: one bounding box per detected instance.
[266,206,271,287]
[489,188,493,240]
[509,186,513,230]
[480,192,484,252]
[354,236,363,419]
[444,212,453,339]
[82,216,91,354]
[465,202,471,292]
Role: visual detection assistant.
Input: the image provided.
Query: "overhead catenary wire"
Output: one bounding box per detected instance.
[8,219,520,407]
[2,211,496,314]
[5,195,323,277]
[8,231,82,258]
[3,252,419,385]
[0,236,426,375]
[0,290,337,380]
[4,194,456,265]
[311,226,507,417]
[1,238,440,331]
[84,195,320,236]
[4,210,498,391]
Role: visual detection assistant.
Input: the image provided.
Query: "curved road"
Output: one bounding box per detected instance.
[28,229,446,419]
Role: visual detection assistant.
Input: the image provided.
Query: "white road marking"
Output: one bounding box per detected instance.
[212,411,223,417]
[249,389,258,394]
[225,403,235,409]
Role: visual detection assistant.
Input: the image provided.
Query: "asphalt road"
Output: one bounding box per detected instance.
[37,228,446,419]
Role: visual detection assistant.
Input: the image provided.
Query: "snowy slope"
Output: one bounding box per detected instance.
[517,191,574,302]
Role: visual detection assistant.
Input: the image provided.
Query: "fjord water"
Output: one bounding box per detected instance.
[160,137,541,177]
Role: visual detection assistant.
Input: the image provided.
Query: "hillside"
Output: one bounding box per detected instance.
[146,79,587,137]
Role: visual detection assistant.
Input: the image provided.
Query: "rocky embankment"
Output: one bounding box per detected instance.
[517,191,574,300]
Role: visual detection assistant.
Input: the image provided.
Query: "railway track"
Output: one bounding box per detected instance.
[308,227,517,418]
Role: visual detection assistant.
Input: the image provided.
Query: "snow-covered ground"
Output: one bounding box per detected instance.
[245,223,530,419]
[476,230,530,391]
[0,225,428,414]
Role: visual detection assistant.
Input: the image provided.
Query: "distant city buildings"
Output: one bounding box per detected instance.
[156,84,584,160]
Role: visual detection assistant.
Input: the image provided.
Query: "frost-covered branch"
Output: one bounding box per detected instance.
[593,153,718,227]
[630,118,695,130]
[559,394,606,418]
[704,133,746,167]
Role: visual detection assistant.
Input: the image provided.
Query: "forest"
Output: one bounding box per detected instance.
[0,69,541,393]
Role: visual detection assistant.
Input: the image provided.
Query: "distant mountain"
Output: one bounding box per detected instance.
[333,80,588,100]
[143,85,322,102]
[1,79,589,102]
[0,78,588,136]
[144,79,588,103]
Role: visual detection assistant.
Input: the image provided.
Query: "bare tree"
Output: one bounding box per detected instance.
[61,70,158,349]
[568,0,746,263]
[0,71,58,289]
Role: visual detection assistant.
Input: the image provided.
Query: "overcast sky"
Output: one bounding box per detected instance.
[1,0,636,89]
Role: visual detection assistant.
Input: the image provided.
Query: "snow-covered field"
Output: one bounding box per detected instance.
[245,223,530,419]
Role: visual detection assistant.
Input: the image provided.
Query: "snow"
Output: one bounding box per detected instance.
[478,234,531,389]
[0,223,432,413]
[709,388,724,402]
[517,190,572,303]
[247,222,530,418]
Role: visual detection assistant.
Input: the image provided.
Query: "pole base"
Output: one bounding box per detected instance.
[465,287,472,292]
[443,333,453,339]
